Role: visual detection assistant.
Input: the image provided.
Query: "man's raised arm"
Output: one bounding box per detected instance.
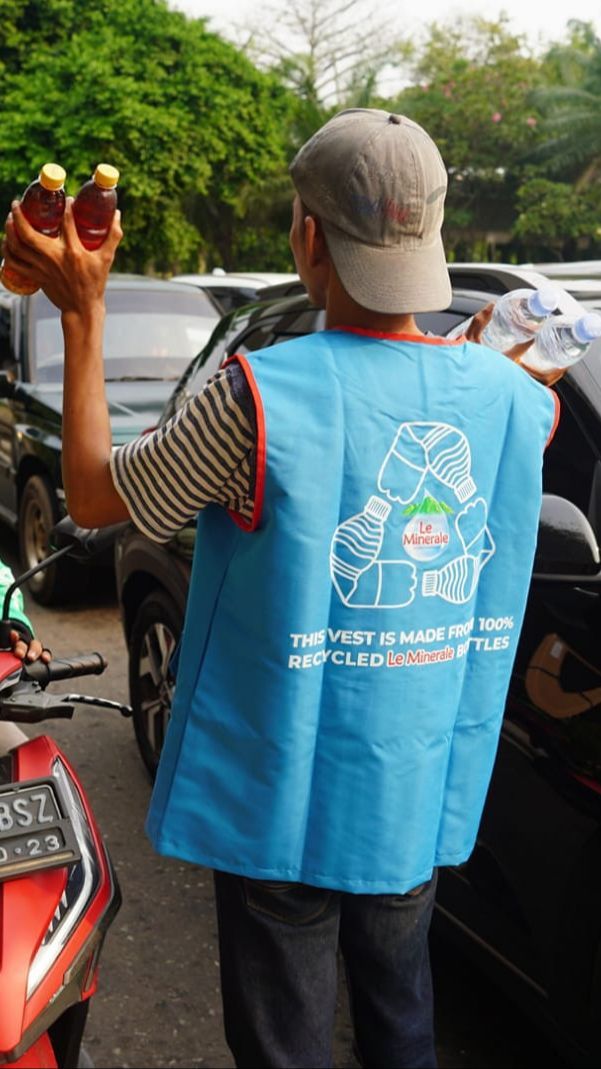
[3,199,130,527]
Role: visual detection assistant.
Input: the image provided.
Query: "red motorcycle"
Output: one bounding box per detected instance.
[0,520,130,1068]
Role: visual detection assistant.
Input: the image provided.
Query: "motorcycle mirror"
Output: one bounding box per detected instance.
[49,516,130,561]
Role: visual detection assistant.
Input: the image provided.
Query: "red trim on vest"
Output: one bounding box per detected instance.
[334,325,466,346]
[545,389,561,449]
[223,354,265,532]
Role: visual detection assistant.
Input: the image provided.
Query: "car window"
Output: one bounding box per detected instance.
[228,307,325,358]
[209,287,259,314]
[229,321,276,357]
[271,308,326,343]
[31,288,218,384]
[160,308,255,422]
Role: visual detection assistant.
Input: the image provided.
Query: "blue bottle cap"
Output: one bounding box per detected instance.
[573,313,601,344]
[527,286,559,316]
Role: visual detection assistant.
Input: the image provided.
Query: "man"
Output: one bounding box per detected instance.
[3,109,560,1069]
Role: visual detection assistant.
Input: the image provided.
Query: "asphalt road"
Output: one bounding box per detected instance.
[1,527,567,1069]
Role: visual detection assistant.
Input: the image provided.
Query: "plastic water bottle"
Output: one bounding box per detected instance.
[482,287,559,351]
[0,163,66,295]
[521,313,601,374]
[73,164,119,250]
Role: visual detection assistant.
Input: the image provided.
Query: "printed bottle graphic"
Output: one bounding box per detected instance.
[455,498,492,558]
[377,424,429,504]
[421,498,495,604]
[343,559,417,608]
[421,425,476,502]
[330,495,391,603]
[331,423,485,610]
[422,555,480,604]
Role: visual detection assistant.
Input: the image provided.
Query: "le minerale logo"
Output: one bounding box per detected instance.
[401,495,453,561]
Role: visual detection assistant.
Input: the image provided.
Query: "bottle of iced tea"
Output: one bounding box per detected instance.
[0,163,67,295]
[72,164,119,250]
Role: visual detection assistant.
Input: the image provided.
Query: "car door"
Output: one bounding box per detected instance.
[438,368,601,1051]
[0,297,20,524]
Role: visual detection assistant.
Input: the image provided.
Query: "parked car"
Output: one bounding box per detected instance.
[551,278,601,313]
[492,260,601,313]
[171,270,302,314]
[115,264,601,1065]
[527,260,601,280]
[0,273,219,603]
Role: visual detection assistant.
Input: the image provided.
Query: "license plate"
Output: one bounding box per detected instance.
[0,778,81,881]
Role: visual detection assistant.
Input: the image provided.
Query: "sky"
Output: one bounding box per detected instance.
[170,0,601,51]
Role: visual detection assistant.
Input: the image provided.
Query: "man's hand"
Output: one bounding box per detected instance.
[2,197,122,317]
[466,302,566,387]
[9,629,52,664]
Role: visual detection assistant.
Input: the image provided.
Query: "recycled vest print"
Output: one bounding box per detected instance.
[146,329,557,893]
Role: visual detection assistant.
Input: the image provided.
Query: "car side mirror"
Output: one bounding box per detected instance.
[533,494,601,581]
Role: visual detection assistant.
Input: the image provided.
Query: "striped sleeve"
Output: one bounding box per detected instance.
[109,366,256,543]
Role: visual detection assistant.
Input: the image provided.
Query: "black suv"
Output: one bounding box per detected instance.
[116,267,601,1065]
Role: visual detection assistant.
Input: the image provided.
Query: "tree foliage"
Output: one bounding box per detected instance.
[513,176,601,257]
[392,18,546,257]
[532,20,601,189]
[2,3,601,270]
[0,0,294,271]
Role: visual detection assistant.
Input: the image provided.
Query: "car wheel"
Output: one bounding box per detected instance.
[129,589,184,779]
[18,474,82,605]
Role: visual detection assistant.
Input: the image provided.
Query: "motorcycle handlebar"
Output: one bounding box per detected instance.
[23,652,108,686]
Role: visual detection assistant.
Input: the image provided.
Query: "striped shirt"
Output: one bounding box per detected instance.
[110,364,256,543]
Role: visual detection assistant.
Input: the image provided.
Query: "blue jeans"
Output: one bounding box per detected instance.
[213,870,438,1069]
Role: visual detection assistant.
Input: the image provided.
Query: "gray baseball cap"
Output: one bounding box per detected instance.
[290,108,452,314]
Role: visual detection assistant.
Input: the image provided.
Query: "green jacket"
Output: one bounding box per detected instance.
[0,560,33,635]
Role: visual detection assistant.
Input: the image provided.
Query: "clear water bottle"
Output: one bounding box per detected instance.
[521,313,601,374]
[482,287,559,351]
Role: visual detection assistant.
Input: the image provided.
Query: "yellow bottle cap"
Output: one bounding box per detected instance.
[94,164,120,189]
[39,163,66,191]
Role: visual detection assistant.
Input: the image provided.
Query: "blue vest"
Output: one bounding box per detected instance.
[146,329,557,893]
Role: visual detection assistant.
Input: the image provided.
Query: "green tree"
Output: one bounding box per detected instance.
[513,175,601,259]
[389,17,546,259]
[533,20,601,188]
[0,0,294,271]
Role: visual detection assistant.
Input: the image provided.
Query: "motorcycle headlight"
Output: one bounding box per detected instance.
[26,758,101,999]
